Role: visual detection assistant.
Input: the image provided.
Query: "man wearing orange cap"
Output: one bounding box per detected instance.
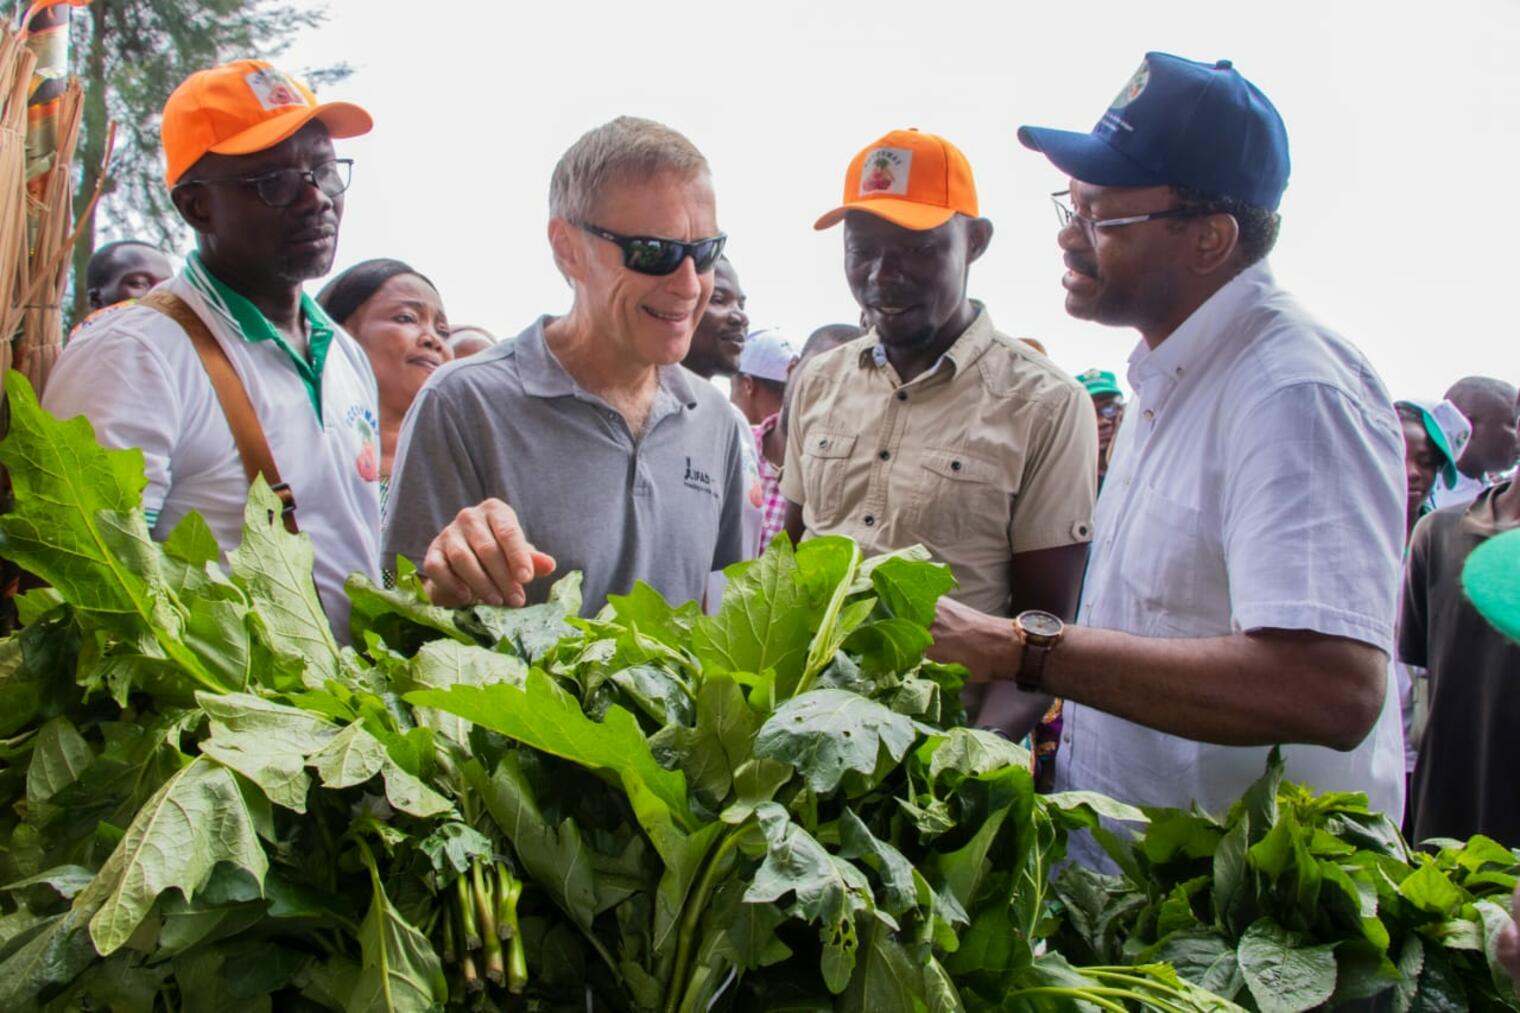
[782,129,1098,736]
[43,59,379,639]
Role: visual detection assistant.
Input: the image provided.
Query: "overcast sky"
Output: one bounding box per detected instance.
[279,0,1518,400]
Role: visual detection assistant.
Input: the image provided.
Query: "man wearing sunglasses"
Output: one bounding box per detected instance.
[383,116,747,616]
[1078,368,1125,485]
[926,53,1408,864]
[783,128,1099,739]
[43,59,380,640]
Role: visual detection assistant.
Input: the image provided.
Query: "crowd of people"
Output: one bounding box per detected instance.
[36,48,1519,915]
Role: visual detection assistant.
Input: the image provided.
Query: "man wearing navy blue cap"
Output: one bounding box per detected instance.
[929,53,1408,858]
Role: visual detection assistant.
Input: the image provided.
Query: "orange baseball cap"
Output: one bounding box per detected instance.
[814,128,979,231]
[162,59,372,187]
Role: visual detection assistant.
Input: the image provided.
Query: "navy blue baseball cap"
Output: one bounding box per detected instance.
[1018,52,1291,211]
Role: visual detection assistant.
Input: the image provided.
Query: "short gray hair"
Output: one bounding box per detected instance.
[549,116,709,223]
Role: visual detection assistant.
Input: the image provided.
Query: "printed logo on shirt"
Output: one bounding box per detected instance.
[344,403,381,483]
[244,68,309,111]
[683,456,720,500]
[859,148,911,196]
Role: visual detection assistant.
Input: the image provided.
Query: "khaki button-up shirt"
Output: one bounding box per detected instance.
[781,307,1097,615]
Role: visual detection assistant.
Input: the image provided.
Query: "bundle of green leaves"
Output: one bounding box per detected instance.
[0,372,1237,1011]
[1051,750,1520,1011]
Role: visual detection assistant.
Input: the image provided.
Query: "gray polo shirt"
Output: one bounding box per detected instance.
[382,316,747,615]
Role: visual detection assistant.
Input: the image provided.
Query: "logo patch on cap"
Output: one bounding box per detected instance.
[858,148,911,196]
[1109,60,1150,111]
[244,68,308,112]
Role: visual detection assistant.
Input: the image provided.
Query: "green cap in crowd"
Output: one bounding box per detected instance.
[1079,368,1123,398]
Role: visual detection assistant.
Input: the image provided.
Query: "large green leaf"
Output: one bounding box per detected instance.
[838,809,918,917]
[869,555,955,628]
[228,480,340,689]
[469,573,581,661]
[606,581,702,652]
[348,850,447,1012]
[346,563,474,651]
[0,372,221,696]
[0,907,98,1008]
[611,664,695,727]
[653,675,755,807]
[196,692,339,813]
[754,689,917,794]
[307,722,451,818]
[400,639,527,745]
[743,804,873,924]
[79,757,269,955]
[0,610,79,738]
[743,802,878,993]
[1236,918,1338,1013]
[464,755,598,931]
[693,536,813,697]
[159,512,255,694]
[26,717,92,806]
[839,918,924,1010]
[406,669,694,829]
[926,727,1030,785]
[794,536,865,696]
[1142,927,1245,999]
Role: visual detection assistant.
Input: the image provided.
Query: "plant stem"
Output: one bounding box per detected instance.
[998,987,1129,1012]
[665,823,749,1013]
[473,859,505,985]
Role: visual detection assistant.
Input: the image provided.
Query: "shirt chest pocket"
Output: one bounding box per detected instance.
[905,447,1012,544]
[1116,484,1208,633]
[801,430,858,524]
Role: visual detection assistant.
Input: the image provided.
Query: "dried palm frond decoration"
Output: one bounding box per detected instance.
[1,0,113,406]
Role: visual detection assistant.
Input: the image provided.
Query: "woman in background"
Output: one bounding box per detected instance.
[318,259,452,511]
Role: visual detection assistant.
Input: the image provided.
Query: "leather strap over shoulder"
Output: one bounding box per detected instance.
[138,290,299,535]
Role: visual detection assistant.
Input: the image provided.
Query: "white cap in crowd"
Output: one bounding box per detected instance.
[738,328,798,382]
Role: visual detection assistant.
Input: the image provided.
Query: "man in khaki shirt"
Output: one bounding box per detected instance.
[783,128,1097,734]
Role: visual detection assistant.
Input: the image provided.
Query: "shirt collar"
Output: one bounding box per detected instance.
[185,251,335,347]
[1127,261,1275,392]
[518,314,700,409]
[182,251,335,420]
[858,302,997,381]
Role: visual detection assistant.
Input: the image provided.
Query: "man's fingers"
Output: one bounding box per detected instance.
[444,517,513,606]
[419,500,539,608]
[485,502,538,585]
[422,535,476,607]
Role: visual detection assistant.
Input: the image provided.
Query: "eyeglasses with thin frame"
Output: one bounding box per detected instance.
[575,222,727,277]
[1050,189,1206,241]
[181,158,353,208]
[1096,400,1124,419]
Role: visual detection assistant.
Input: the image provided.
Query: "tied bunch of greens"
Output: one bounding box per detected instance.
[0,371,1234,1011]
[1051,750,1520,1011]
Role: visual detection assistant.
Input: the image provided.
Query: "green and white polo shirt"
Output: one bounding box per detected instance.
[44,255,382,639]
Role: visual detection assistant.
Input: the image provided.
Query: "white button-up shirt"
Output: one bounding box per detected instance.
[1055,262,1407,843]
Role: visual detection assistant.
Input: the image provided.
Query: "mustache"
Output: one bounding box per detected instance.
[1064,253,1098,277]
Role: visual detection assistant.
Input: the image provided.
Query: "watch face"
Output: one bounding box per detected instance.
[1019,611,1063,638]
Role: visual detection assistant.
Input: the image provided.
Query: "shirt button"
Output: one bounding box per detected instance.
[864,514,876,526]
[878,450,890,461]
[817,438,829,448]
[950,460,962,472]
[896,390,908,401]
[1062,733,1072,744]
[1143,409,1155,420]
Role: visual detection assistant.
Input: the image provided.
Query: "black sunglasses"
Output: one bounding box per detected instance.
[576,222,727,276]
[179,158,353,208]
